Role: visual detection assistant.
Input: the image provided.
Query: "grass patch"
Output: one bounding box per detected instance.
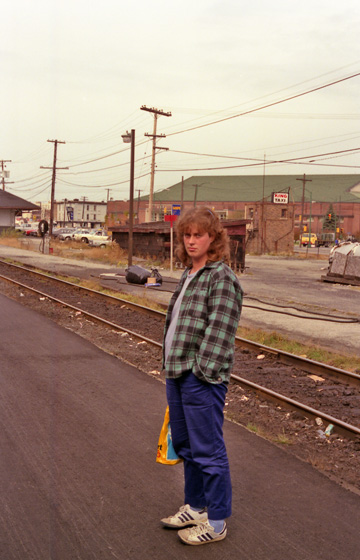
[245,422,293,445]
[237,326,360,373]
[273,429,292,445]
[0,236,166,271]
[51,240,129,266]
[0,228,23,239]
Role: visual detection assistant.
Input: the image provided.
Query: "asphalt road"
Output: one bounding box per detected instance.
[1,294,360,559]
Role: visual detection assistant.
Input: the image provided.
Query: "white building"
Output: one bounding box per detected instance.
[55,199,107,229]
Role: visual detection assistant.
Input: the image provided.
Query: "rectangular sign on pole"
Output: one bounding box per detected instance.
[172,204,181,215]
[272,192,289,204]
[164,215,178,223]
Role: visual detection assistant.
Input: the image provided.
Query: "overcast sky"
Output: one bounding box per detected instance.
[2,0,360,204]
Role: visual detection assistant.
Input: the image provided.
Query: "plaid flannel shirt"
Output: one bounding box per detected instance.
[163,261,243,384]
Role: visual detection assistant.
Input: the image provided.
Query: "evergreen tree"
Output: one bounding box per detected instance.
[323,204,336,231]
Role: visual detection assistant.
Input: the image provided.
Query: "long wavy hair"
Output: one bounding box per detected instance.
[174,207,230,267]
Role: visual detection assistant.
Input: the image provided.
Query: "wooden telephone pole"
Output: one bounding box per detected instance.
[296,174,312,241]
[140,105,171,221]
[1,160,12,190]
[41,140,68,235]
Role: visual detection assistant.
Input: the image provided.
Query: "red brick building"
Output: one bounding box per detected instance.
[136,174,360,241]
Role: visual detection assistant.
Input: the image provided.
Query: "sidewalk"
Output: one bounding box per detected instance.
[1,294,359,559]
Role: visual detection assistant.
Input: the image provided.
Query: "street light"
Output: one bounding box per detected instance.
[121,130,135,267]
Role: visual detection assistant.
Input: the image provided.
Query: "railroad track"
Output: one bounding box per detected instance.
[0,258,359,440]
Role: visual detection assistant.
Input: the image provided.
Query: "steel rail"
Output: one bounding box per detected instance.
[0,258,165,318]
[231,373,360,440]
[0,273,162,348]
[0,258,359,388]
[0,270,359,440]
[235,337,360,388]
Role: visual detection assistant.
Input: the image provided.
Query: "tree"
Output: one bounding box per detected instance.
[323,204,336,231]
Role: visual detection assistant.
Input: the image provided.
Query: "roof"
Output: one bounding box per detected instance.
[148,175,360,204]
[0,190,40,210]
[110,219,249,234]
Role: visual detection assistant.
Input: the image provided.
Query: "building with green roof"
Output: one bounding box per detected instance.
[144,174,360,238]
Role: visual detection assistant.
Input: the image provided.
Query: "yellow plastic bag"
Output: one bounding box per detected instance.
[156,406,182,465]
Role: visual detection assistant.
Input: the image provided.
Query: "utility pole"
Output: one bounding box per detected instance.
[136,189,142,223]
[81,196,88,224]
[192,183,206,207]
[261,154,266,253]
[193,184,199,207]
[181,176,184,212]
[296,174,312,243]
[141,105,171,221]
[1,160,12,190]
[40,140,68,235]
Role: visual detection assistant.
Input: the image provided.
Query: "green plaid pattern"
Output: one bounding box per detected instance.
[163,261,243,384]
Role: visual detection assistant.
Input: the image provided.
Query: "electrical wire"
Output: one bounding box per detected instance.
[166,71,360,137]
[161,61,360,134]
[157,146,360,172]
[64,153,152,175]
[58,171,151,189]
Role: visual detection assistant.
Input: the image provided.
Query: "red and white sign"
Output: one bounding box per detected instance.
[272,192,289,204]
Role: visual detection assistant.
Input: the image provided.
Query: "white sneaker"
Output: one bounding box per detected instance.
[178,520,227,545]
[161,504,208,528]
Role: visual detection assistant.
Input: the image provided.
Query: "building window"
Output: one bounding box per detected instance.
[249,208,254,218]
[94,205,96,211]
[86,214,89,220]
[93,214,96,220]
[281,209,287,218]
[86,205,89,211]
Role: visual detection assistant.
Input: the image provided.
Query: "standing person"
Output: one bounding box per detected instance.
[161,207,243,546]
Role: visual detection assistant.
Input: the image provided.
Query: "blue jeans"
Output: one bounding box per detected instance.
[166,371,232,520]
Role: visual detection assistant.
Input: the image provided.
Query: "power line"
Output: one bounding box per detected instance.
[58,171,151,189]
[156,147,360,172]
[166,71,360,137]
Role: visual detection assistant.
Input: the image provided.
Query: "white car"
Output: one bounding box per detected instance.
[71,228,93,243]
[88,231,113,248]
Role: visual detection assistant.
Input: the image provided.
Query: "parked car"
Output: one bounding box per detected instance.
[88,232,113,248]
[53,227,76,239]
[71,229,94,243]
[58,228,91,241]
[15,223,39,236]
[59,229,79,241]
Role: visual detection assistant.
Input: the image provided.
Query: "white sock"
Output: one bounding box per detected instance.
[208,519,225,532]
